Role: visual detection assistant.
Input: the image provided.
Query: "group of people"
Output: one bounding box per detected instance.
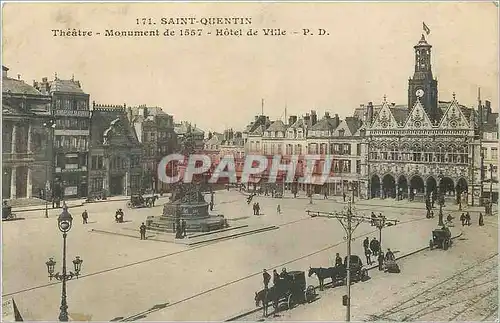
[115,208,125,223]
[174,218,187,239]
[252,202,261,215]
[459,211,484,226]
[362,237,381,265]
[262,268,291,290]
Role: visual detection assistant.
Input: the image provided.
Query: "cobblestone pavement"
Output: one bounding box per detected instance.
[1,190,484,321]
[234,220,498,322]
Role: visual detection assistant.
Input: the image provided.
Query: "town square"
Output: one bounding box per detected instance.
[2,2,498,322]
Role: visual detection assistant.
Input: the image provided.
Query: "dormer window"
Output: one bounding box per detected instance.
[338,129,345,137]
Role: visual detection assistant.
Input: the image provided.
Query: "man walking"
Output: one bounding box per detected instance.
[479,212,484,226]
[81,210,88,224]
[277,204,281,215]
[181,219,187,238]
[465,212,471,226]
[363,237,369,251]
[140,222,147,240]
[370,237,380,257]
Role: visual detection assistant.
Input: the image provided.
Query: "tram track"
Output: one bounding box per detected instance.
[117,216,430,321]
[369,252,498,322]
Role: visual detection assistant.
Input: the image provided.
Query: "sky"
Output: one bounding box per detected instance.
[2,2,498,133]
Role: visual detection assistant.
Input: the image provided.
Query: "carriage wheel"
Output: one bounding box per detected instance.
[305,285,315,303]
[287,294,293,309]
[126,201,133,209]
[429,240,433,250]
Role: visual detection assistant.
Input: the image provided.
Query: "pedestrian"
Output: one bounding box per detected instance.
[343,192,346,202]
[479,212,484,226]
[378,252,384,271]
[210,201,214,211]
[140,222,147,240]
[370,237,380,256]
[277,204,281,215]
[465,212,471,226]
[256,203,260,215]
[324,191,328,199]
[263,269,271,289]
[181,219,187,237]
[335,253,343,267]
[385,248,395,261]
[363,237,369,250]
[364,247,372,265]
[81,209,88,224]
[460,213,465,226]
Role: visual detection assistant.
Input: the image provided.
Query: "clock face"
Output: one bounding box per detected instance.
[416,89,425,97]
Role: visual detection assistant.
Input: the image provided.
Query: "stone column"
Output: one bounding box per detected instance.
[11,124,17,153]
[26,167,32,198]
[379,183,383,198]
[10,167,16,199]
[395,184,399,200]
[103,156,110,195]
[27,124,32,153]
[424,184,427,203]
[407,186,411,201]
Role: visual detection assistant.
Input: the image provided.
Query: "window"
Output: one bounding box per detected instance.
[338,129,345,137]
[343,144,351,155]
[356,160,361,174]
[357,144,361,156]
[491,147,498,160]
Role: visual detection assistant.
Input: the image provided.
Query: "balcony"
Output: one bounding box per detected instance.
[2,152,36,163]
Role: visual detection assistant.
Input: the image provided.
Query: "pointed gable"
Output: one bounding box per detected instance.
[332,120,352,137]
[371,102,400,129]
[404,99,434,129]
[439,100,471,129]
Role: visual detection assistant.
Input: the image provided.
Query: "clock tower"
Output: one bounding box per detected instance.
[408,34,439,122]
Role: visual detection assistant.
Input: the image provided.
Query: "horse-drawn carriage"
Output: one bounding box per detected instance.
[430,226,452,250]
[308,255,369,291]
[126,194,158,209]
[255,271,316,314]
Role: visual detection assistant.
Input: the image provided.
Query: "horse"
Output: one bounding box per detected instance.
[308,266,344,291]
[255,287,279,317]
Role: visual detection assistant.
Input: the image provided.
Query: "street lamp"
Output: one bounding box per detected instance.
[43,120,56,218]
[45,207,83,322]
[437,173,444,226]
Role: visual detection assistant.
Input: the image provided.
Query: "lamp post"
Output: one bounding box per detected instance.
[45,207,83,322]
[437,173,444,226]
[43,120,56,218]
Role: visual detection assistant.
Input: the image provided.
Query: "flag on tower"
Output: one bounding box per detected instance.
[423,22,431,35]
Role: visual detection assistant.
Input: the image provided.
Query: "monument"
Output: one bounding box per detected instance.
[146,125,228,234]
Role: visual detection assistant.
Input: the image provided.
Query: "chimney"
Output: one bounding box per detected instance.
[255,115,259,121]
[367,102,374,125]
[304,113,311,126]
[332,114,340,129]
[2,65,8,78]
[324,112,330,118]
[485,100,492,114]
[311,110,318,126]
[42,77,48,83]
[17,74,21,80]
[76,80,81,88]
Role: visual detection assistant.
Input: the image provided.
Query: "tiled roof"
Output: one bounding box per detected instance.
[389,107,409,125]
[250,125,265,135]
[91,109,139,146]
[174,122,204,135]
[310,117,337,131]
[289,118,306,129]
[345,117,363,135]
[50,79,86,94]
[2,77,42,95]
[266,120,287,132]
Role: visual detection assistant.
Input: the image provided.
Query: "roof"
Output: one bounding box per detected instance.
[266,120,287,132]
[250,124,266,135]
[310,116,338,131]
[484,112,499,133]
[344,117,363,134]
[90,108,140,146]
[174,122,204,135]
[288,118,306,129]
[389,107,409,125]
[222,137,244,146]
[2,76,42,95]
[50,78,86,94]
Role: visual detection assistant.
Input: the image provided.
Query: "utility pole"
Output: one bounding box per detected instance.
[307,193,397,321]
